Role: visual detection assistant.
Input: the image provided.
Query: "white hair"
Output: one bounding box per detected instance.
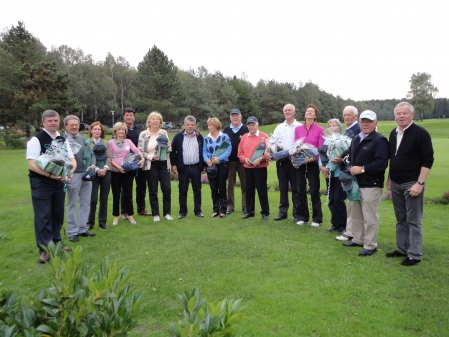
[394,102,414,114]
[343,106,358,116]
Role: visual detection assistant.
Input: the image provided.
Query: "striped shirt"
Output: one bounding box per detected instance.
[182,131,200,165]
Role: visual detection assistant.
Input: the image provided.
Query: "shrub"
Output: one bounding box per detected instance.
[0,242,144,336]
[3,131,26,148]
[170,288,246,337]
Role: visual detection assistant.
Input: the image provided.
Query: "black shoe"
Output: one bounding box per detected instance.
[326,227,338,232]
[178,214,186,219]
[195,213,204,218]
[343,241,363,247]
[262,215,269,221]
[401,257,421,266]
[87,223,94,230]
[39,251,50,263]
[226,209,234,215]
[359,248,377,256]
[386,250,407,258]
[99,224,108,229]
[219,213,226,219]
[242,207,248,215]
[78,231,95,237]
[274,215,287,221]
[69,235,79,242]
[241,214,255,219]
[211,213,219,218]
[337,230,346,235]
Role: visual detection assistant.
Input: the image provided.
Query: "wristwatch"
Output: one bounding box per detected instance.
[417,180,425,185]
[361,166,365,173]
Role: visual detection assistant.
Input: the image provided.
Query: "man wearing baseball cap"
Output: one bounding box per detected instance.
[223,108,248,215]
[342,110,389,257]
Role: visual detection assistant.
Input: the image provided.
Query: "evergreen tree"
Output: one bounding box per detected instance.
[133,45,188,122]
[229,76,259,120]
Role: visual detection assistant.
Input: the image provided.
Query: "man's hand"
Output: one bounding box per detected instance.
[252,157,262,167]
[409,183,424,197]
[350,166,364,176]
[171,165,178,176]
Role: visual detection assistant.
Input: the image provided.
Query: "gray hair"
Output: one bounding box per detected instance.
[42,110,59,121]
[343,106,358,116]
[64,115,80,125]
[327,118,343,133]
[394,102,414,114]
[283,103,296,112]
[184,115,196,124]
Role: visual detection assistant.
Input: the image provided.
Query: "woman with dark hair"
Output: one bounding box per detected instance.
[294,104,325,227]
[109,122,144,226]
[87,122,112,230]
[203,117,232,218]
[138,111,172,223]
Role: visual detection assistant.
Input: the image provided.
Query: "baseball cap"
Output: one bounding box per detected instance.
[230,108,241,115]
[339,170,354,191]
[247,116,258,124]
[92,143,106,161]
[156,135,168,148]
[359,110,377,121]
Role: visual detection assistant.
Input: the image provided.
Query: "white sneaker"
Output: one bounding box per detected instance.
[296,220,305,225]
[154,215,160,222]
[336,234,350,241]
[164,214,174,220]
[311,222,321,227]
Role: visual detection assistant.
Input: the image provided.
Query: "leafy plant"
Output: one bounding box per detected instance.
[170,288,246,337]
[0,242,144,337]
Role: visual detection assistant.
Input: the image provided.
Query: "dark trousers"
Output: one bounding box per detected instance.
[326,176,347,231]
[144,161,171,216]
[30,176,65,252]
[276,159,300,219]
[111,171,135,216]
[178,165,202,215]
[296,162,323,223]
[121,168,147,214]
[208,162,228,214]
[245,167,269,216]
[88,171,111,227]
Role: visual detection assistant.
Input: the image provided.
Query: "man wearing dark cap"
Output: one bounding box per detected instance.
[343,110,389,257]
[385,102,434,266]
[121,107,151,218]
[237,117,270,220]
[223,108,248,215]
[170,116,205,219]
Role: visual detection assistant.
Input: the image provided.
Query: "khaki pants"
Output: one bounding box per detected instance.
[350,187,382,250]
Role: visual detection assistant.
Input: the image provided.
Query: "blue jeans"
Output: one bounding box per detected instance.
[391,181,424,260]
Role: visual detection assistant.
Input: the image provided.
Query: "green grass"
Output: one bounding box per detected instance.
[1,120,448,336]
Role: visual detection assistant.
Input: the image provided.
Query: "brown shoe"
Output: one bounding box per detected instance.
[122,213,129,220]
[39,252,50,264]
[138,209,152,216]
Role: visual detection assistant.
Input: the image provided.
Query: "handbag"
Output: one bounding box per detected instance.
[82,168,97,181]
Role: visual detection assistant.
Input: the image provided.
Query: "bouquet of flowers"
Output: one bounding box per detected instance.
[36,138,78,182]
[323,133,352,162]
[267,134,290,161]
[121,153,142,172]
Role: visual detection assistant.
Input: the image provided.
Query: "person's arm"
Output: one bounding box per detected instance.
[217,135,232,162]
[169,134,178,167]
[237,136,246,164]
[408,167,431,197]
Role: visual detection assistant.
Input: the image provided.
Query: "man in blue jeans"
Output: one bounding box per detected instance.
[386,102,434,266]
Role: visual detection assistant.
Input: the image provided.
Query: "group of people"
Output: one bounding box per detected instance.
[27,101,433,267]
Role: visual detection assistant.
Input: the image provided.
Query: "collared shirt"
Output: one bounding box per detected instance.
[358,132,369,142]
[346,121,358,130]
[182,131,200,165]
[272,119,302,149]
[248,130,260,137]
[230,123,244,133]
[395,121,414,151]
[113,138,126,150]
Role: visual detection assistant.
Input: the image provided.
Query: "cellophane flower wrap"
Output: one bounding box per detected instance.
[289,137,319,168]
[267,134,290,161]
[36,139,79,182]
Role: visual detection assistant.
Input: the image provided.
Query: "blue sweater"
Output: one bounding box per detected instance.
[203,132,232,162]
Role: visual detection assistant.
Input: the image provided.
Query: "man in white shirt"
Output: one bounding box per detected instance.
[266,104,302,222]
[26,110,76,263]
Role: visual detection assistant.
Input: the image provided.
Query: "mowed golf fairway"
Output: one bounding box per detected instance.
[1,119,448,336]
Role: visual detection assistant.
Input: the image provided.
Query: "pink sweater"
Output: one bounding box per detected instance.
[108,139,141,172]
[294,123,325,148]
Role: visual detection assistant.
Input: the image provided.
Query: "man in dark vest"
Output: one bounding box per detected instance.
[223,108,248,215]
[26,110,77,263]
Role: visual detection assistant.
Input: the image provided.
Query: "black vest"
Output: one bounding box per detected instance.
[28,131,66,179]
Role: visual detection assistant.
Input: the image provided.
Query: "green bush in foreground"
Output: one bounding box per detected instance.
[170,288,246,337]
[0,242,144,337]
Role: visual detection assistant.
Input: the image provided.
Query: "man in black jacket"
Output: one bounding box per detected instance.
[343,110,389,256]
[170,116,205,219]
[385,102,434,266]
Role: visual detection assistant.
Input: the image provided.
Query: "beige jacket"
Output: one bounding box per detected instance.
[138,128,171,170]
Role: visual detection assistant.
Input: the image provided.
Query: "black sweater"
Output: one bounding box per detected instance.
[389,123,434,184]
[223,124,248,161]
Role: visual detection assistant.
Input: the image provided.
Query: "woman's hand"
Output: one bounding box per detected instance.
[206,159,213,167]
[320,166,329,179]
[211,157,219,165]
[139,158,145,168]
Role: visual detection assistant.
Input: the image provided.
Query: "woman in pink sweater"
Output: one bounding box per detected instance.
[109,122,144,225]
[294,104,325,227]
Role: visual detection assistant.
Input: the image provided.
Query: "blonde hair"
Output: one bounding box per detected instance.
[112,122,128,137]
[207,117,222,131]
[147,111,163,128]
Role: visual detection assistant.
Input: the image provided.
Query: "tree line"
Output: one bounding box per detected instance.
[0,22,444,138]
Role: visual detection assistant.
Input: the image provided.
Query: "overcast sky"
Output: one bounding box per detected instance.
[2,0,448,101]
